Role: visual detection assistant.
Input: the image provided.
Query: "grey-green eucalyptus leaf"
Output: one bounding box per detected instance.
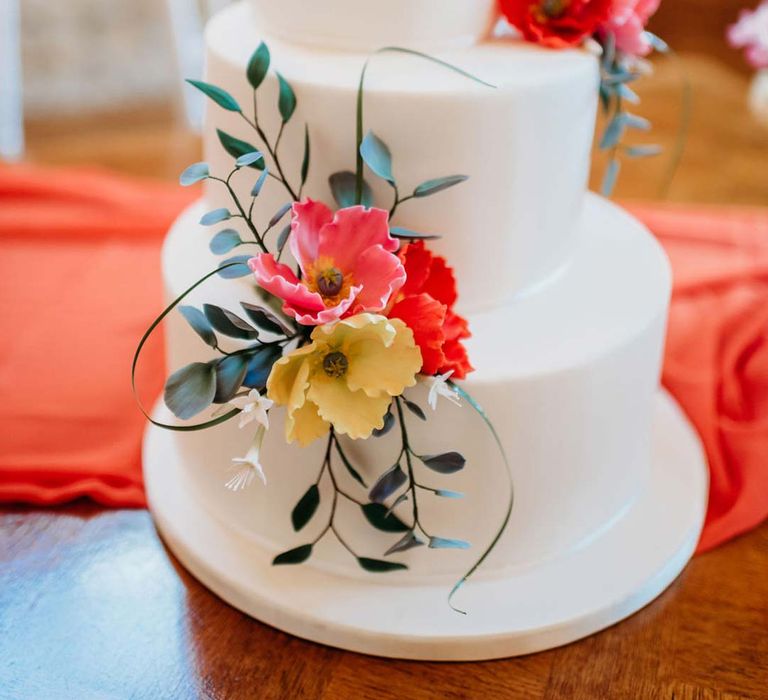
[413,174,468,198]
[217,255,253,279]
[180,162,209,186]
[164,362,217,420]
[213,354,248,403]
[429,536,471,550]
[200,208,231,226]
[203,304,259,340]
[360,130,394,185]
[209,229,242,255]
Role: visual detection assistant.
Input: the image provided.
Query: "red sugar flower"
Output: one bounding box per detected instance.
[387,241,473,380]
[500,0,612,48]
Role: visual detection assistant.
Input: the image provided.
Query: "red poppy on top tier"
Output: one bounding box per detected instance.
[387,241,473,380]
[500,0,612,48]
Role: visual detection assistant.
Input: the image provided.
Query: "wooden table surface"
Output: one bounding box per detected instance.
[2,53,768,699]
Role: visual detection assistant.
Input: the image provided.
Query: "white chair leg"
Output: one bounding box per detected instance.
[0,0,24,160]
[164,0,206,130]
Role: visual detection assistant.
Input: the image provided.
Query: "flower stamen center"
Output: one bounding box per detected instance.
[537,0,570,19]
[316,267,344,298]
[322,351,349,378]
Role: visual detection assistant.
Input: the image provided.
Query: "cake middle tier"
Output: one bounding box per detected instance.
[203,2,599,311]
[159,193,671,579]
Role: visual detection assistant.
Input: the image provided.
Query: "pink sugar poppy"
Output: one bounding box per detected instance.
[248,200,406,326]
[602,0,661,57]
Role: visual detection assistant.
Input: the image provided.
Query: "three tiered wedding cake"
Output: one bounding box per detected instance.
[141,0,708,659]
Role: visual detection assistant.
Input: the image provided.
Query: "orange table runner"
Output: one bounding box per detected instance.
[1,164,766,553]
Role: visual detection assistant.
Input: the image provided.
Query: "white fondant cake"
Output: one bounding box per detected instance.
[144,0,708,658]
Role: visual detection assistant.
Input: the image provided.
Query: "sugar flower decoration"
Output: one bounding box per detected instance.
[229,389,273,430]
[602,0,661,57]
[728,1,768,69]
[266,314,422,444]
[425,371,462,411]
[248,201,406,326]
[500,0,612,49]
[388,241,473,380]
[226,426,267,490]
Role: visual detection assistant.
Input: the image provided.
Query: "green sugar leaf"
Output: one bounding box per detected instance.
[420,452,466,474]
[236,151,264,168]
[200,208,232,226]
[361,503,409,533]
[251,168,269,197]
[273,544,313,566]
[164,362,217,420]
[369,464,408,504]
[217,129,265,169]
[360,130,394,185]
[301,124,311,188]
[276,72,297,123]
[186,79,240,112]
[291,485,320,532]
[329,171,373,208]
[217,255,253,279]
[246,41,271,89]
[413,174,468,198]
[203,304,259,340]
[209,229,242,255]
[178,305,217,348]
[213,354,248,404]
[357,557,408,573]
[429,536,471,550]
[180,162,209,186]
[384,532,424,556]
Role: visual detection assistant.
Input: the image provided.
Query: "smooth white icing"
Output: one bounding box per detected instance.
[159,194,671,578]
[201,2,599,309]
[248,0,499,51]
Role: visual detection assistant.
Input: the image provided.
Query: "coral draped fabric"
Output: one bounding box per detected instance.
[0,164,766,553]
[0,165,195,507]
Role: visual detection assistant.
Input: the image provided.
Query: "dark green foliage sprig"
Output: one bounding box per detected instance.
[272,394,472,574]
[187,41,308,202]
[273,429,410,573]
[597,32,668,196]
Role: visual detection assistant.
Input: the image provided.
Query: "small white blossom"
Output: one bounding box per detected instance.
[424,371,462,411]
[229,389,273,430]
[226,426,267,490]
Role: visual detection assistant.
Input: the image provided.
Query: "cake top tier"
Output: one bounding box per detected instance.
[248,0,499,51]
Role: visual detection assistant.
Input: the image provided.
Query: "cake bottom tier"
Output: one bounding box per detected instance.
[144,389,707,659]
[157,193,681,580]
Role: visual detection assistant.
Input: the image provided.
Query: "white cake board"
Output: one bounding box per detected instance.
[143,390,708,661]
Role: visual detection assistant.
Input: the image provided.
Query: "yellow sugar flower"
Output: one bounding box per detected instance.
[267,314,422,445]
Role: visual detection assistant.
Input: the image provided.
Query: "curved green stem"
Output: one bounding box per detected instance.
[131,262,245,432]
[447,382,515,615]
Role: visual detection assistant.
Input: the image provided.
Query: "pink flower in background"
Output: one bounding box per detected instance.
[728,2,768,69]
[248,200,405,326]
[601,0,661,56]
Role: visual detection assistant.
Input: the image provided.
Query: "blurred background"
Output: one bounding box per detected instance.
[2,0,767,200]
